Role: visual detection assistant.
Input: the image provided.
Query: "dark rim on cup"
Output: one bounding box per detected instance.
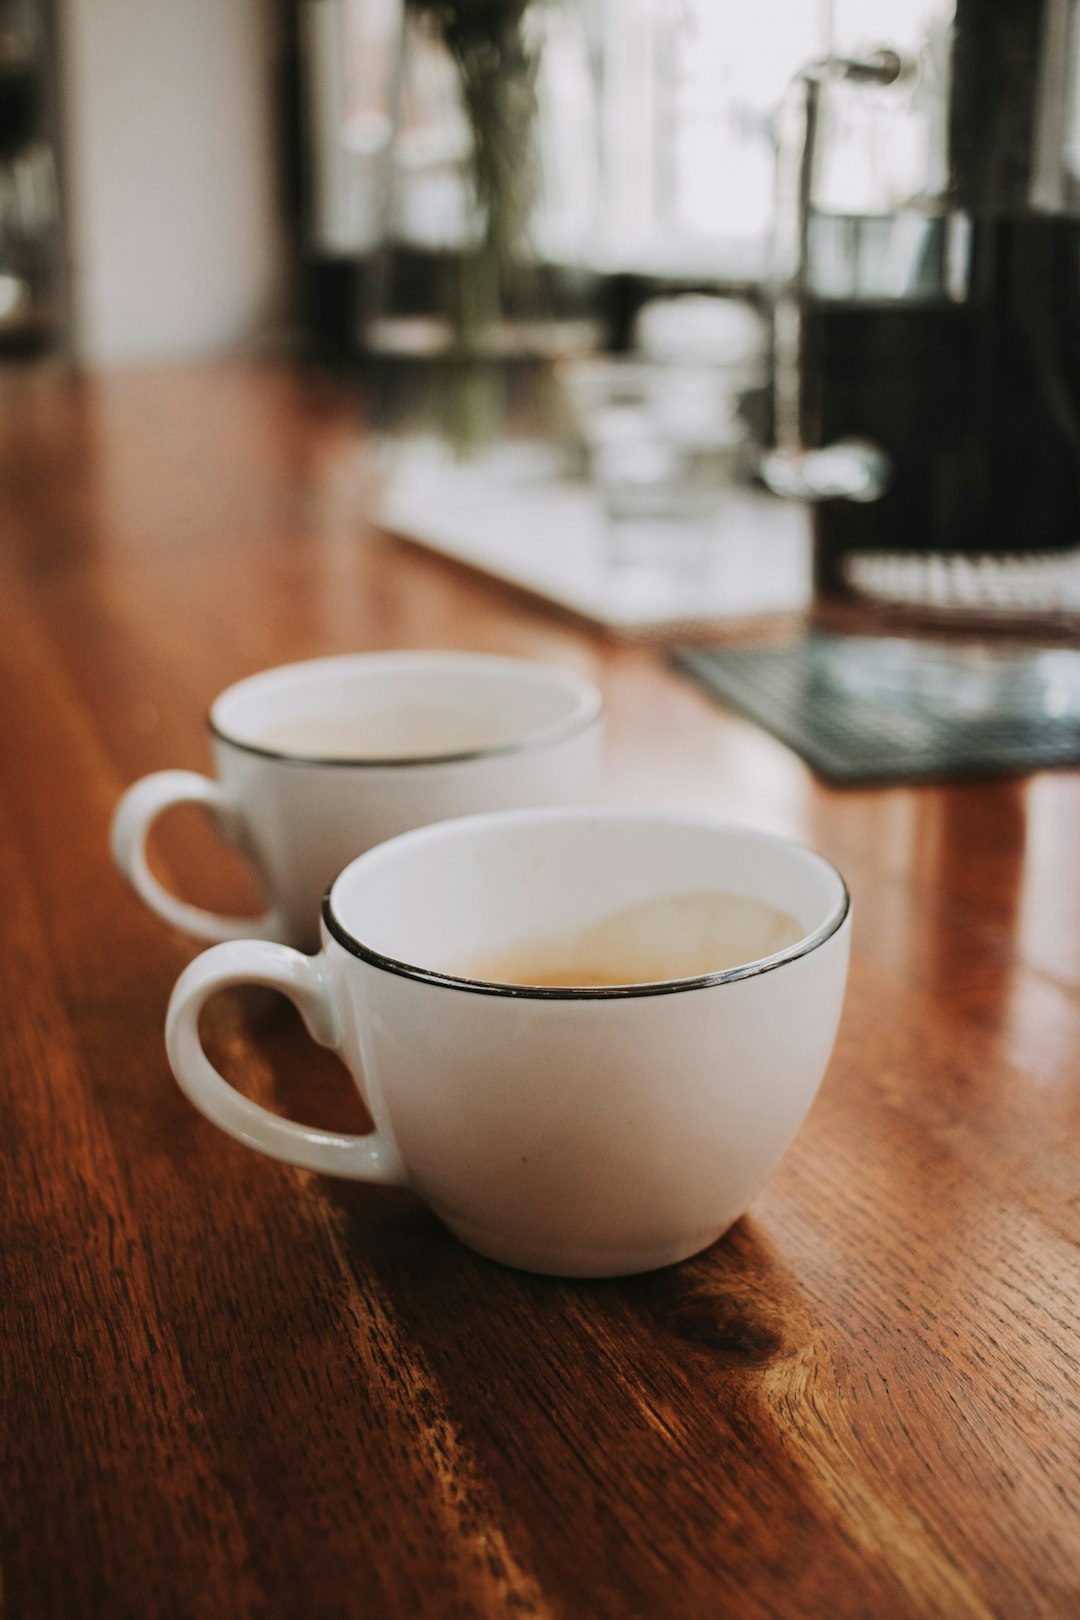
[207,655,603,769]
[321,873,851,1002]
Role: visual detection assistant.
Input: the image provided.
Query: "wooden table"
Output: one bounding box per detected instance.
[3,361,1079,1620]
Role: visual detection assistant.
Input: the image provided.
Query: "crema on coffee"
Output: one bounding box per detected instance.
[460,890,804,987]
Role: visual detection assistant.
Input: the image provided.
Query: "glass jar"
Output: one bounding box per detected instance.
[764,0,1080,627]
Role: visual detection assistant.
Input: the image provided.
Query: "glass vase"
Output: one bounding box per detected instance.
[361,0,604,484]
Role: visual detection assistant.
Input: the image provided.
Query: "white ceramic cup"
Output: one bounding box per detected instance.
[112,651,603,950]
[165,809,851,1278]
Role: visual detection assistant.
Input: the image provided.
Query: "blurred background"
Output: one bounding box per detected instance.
[10,0,1080,660]
[10,0,944,365]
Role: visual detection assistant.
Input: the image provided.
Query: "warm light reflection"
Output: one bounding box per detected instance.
[1015,775,1080,1003]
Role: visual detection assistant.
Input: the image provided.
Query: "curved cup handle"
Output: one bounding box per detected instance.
[165,939,406,1182]
[111,770,286,943]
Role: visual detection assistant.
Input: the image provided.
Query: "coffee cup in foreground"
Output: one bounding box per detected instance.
[165,810,851,1278]
[112,651,602,950]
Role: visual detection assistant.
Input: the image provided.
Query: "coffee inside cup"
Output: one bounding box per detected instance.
[327,812,842,999]
[212,655,599,764]
[257,701,518,761]
[460,889,804,987]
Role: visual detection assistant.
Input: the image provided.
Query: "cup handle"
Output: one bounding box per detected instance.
[165,939,407,1182]
[111,770,286,943]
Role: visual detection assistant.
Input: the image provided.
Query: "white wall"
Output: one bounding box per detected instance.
[59,0,285,364]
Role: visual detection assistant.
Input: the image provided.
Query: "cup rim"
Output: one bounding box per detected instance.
[207,651,603,768]
[322,809,851,1001]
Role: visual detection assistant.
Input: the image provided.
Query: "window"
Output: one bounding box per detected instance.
[302,0,953,276]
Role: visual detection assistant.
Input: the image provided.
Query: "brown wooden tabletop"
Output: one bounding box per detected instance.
[3,360,1079,1620]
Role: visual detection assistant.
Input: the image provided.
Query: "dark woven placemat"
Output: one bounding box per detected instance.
[673,634,1080,785]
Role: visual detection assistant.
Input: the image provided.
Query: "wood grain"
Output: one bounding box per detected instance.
[2,360,1079,1619]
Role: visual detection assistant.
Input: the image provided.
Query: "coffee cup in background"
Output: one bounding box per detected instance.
[111,652,603,950]
[164,809,850,1277]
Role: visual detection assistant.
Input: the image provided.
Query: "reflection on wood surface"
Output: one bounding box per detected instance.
[1,362,1078,1619]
